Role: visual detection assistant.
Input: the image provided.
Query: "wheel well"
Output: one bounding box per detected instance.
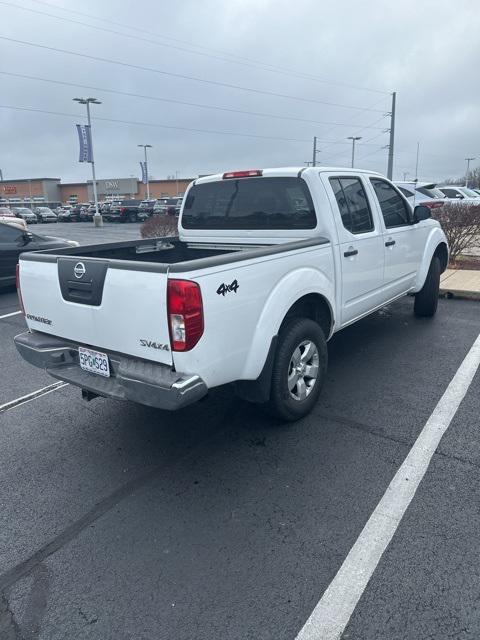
[434,242,449,273]
[282,294,333,338]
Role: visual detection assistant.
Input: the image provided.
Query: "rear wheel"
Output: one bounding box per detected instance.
[267,318,327,421]
[414,256,440,317]
[128,211,137,223]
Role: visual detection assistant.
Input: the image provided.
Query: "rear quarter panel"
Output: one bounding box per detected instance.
[172,243,335,388]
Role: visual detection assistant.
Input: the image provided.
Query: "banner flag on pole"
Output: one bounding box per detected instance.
[140,161,148,184]
[76,124,93,163]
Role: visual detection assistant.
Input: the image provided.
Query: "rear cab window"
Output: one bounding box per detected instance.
[182,177,316,229]
[329,176,374,234]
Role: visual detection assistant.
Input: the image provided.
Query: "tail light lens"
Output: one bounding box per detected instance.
[424,200,444,209]
[120,207,126,213]
[223,169,263,179]
[167,280,203,351]
[16,264,25,315]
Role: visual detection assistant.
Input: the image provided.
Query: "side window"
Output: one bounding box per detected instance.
[397,186,414,198]
[329,177,374,234]
[0,224,23,242]
[370,178,411,228]
[441,188,462,199]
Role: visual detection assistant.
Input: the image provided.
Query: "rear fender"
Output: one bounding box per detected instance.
[412,227,449,292]
[241,267,335,380]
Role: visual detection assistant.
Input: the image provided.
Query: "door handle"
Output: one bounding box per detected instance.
[385,240,396,247]
[343,249,358,258]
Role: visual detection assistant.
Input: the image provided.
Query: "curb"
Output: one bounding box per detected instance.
[440,269,480,301]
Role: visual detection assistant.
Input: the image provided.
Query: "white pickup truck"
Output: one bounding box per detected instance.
[14,167,448,421]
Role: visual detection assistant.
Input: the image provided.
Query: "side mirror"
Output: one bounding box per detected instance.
[21,231,33,245]
[413,205,431,222]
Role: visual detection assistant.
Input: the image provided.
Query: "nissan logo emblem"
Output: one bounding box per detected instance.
[74,262,86,279]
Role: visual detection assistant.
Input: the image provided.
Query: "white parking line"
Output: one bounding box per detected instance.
[0,382,69,414]
[0,310,22,319]
[295,332,480,640]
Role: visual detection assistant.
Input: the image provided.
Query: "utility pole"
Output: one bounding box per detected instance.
[175,170,179,195]
[403,172,409,181]
[465,157,475,188]
[312,136,318,167]
[347,136,362,168]
[414,142,420,181]
[387,91,396,180]
[138,144,152,198]
[73,97,103,227]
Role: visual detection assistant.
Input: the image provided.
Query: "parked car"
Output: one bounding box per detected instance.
[394,182,445,212]
[0,207,27,230]
[104,199,143,223]
[175,198,183,216]
[33,207,58,223]
[153,197,181,216]
[0,222,78,288]
[11,207,38,224]
[139,199,157,216]
[437,186,480,202]
[15,167,448,422]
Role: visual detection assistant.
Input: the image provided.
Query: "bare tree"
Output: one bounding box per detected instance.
[432,202,480,263]
[140,214,178,239]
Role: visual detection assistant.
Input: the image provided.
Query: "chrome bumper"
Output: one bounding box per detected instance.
[14,331,207,411]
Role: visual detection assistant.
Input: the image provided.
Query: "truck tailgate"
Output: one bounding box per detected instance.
[19,256,173,366]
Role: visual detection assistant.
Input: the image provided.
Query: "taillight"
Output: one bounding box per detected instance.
[120,207,126,213]
[424,200,444,209]
[16,263,25,315]
[167,280,203,351]
[223,169,263,179]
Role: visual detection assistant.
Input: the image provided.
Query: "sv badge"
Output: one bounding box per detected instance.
[140,339,170,351]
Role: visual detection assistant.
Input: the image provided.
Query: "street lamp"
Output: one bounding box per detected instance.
[465,157,475,188]
[138,144,152,199]
[73,97,102,227]
[347,136,362,168]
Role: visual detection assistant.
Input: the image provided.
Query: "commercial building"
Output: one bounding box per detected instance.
[0,176,194,208]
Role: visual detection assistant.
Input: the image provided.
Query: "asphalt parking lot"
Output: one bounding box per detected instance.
[1,223,480,639]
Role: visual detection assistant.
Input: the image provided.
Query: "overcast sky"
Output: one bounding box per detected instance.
[1,0,479,183]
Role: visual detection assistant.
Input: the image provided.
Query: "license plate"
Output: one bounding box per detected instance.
[78,347,110,377]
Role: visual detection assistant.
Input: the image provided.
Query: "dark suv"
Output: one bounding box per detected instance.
[104,199,143,223]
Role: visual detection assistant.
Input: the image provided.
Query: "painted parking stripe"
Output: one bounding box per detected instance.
[295,332,480,640]
[0,310,22,319]
[0,382,69,414]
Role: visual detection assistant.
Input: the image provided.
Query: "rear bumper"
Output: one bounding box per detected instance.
[14,331,207,411]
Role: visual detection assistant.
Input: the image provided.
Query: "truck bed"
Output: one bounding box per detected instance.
[23,236,326,273]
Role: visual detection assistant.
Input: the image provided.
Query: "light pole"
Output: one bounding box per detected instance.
[73,97,102,227]
[138,144,152,199]
[175,170,179,196]
[403,171,410,181]
[465,157,475,188]
[347,136,362,168]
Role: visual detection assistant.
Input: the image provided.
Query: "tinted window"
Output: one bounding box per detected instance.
[440,188,462,199]
[397,186,415,198]
[0,223,23,242]
[370,178,411,227]
[417,186,445,198]
[330,177,373,234]
[183,177,316,229]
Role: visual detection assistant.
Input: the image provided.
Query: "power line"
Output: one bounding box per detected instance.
[0,35,386,113]
[0,104,388,146]
[0,71,386,130]
[8,0,389,95]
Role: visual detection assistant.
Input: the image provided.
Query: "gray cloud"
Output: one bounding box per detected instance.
[1,0,479,183]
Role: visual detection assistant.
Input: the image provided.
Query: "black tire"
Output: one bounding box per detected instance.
[128,211,137,223]
[267,318,328,422]
[414,256,440,317]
